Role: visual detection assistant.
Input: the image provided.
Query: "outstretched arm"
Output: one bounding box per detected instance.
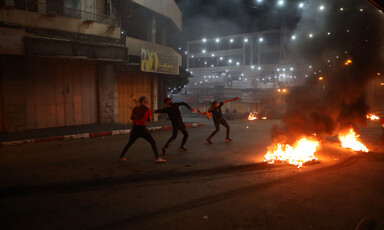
[154,107,167,114]
[175,102,196,112]
[197,110,206,115]
[222,96,239,104]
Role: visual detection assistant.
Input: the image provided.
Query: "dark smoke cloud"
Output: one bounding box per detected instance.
[273,0,384,143]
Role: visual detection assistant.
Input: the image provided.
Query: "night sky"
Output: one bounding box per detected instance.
[175,0,302,40]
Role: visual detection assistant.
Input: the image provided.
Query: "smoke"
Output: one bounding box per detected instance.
[272,0,384,143]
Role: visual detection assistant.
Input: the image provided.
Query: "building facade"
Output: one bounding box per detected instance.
[0,0,185,132]
[179,28,304,117]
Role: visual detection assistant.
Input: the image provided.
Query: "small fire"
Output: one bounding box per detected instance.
[261,116,268,120]
[366,113,379,120]
[264,137,319,168]
[338,129,368,152]
[248,112,258,120]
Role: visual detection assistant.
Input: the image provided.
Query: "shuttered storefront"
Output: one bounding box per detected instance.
[116,66,153,124]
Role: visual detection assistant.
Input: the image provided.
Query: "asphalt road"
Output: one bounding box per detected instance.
[1,120,384,230]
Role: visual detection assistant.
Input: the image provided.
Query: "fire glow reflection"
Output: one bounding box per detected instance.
[264,137,319,168]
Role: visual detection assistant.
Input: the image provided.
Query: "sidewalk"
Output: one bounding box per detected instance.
[0,117,207,146]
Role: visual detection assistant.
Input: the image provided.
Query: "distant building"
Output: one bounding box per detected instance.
[179,28,304,117]
[0,0,187,132]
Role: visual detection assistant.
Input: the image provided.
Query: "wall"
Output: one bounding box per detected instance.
[133,0,181,31]
[98,63,118,123]
[0,8,120,39]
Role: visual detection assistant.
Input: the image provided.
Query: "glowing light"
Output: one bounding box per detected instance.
[278,0,284,6]
[211,54,215,57]
[366,113,379,120]
[264,137,319,168]
[248,112,258,120]
[202,38,206,42]
[327,32,331,35]
[230,39,234,43]
[298,2,304,8]
[228,59,232,63]
[344,59,352,65]
[191,55,194,58]
[244,38,249,42]
[290,67,294,71]
[215,38,220,43]
[338,129,369,152]
[291,35,296,40]
[360,8,364,12]
[309,65,312,69]
[259,37,264,42]
[319,5,324,11]
[220,57,223,60]
[251,66,255,69]
[340,7,344,11]
[309,33,313,38]
[202,50,206,53]
[236,62,240,66]
[318,76,324,81]
[258,67,262,70]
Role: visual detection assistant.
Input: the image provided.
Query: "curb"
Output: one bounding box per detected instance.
[0,123,205,147]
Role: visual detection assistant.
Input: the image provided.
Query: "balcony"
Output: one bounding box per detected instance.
[0,0,129,26]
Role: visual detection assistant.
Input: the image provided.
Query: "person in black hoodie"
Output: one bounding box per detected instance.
[203,97,239,144]
[155,97,195,155]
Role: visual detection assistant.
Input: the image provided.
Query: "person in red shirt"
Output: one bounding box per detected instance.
[118,96,166,163]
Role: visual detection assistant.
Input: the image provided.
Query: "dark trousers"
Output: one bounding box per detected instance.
[164,123,189,148]
[208,118,230,140]
[120,125,159,158]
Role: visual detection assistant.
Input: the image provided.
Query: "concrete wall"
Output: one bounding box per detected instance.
[97,63,119,123]
[0,8,120,39]
[133,0,181,31]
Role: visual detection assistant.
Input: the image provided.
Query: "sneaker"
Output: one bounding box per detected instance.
[118,157,127,162]
[156,157,167,163]
[206,139,213,144]
[178,146,187,151]
[225,138,233,142]
[161,147,167,156]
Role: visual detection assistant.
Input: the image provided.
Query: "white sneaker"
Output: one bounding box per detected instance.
[156,157,167,163]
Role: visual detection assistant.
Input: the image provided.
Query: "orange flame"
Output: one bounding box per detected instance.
[366,113,379,120]
[248,112,258,120]
[338,129,368,152]
[264,137,319,168]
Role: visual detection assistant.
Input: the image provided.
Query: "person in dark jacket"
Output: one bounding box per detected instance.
[118,96,166,163]
[204,97,239,144]
[155,97,195,155]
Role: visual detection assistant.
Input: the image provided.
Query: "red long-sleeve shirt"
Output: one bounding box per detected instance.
[132,105,151,126]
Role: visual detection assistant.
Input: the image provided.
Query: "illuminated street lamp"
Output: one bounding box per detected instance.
[318,76,324,81]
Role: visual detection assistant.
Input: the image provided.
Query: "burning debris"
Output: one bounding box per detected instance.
[264,137,319,168]
[338,128,369,152]
[366,113,379,120]
[248,112,258,120]
[248,112,268,121]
